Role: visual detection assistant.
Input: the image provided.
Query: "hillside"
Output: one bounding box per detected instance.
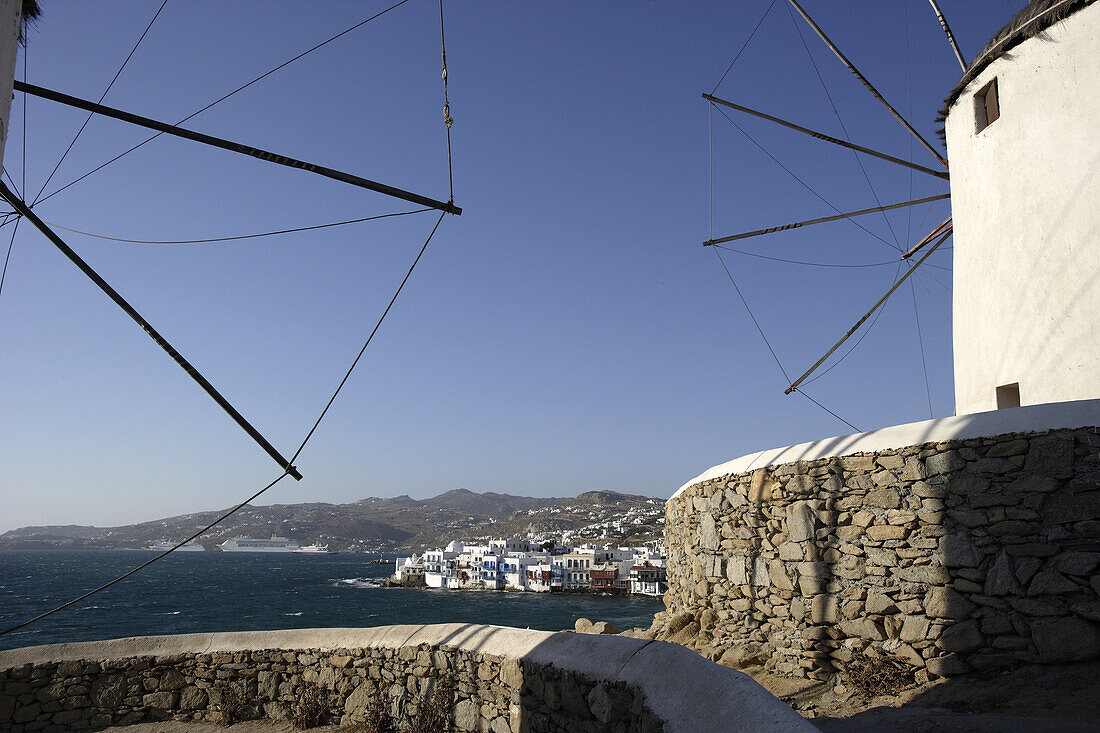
[0,489,666,553]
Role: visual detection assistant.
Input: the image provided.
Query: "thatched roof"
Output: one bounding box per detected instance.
[941,0,1096,114]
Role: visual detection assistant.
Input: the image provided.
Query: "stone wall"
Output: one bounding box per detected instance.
[658,426,1100,680]
[0,624,814,733]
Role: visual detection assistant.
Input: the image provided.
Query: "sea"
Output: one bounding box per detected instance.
[0,550,664,651]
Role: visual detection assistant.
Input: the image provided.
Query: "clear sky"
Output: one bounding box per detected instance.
[0,1,1023,532]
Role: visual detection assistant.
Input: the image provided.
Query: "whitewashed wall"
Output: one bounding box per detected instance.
[946,3,1100,414]
[0,0,21,172]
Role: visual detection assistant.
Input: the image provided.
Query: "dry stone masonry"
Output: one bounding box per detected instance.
[0,624,815,732]
[0,642,657,732]
[657,427,1100,680]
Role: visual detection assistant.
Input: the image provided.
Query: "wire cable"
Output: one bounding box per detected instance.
[45,207,431,245]
[712,0,779,94]
[914,270,951,325]
[0,217,22,304]
[31,0,168,206]
[713,246,791,383]
[286,211,445,466]
[439,0,454,203]
[0,470,294,638]
[793,387,860,432]
[0,211,448,638]
[21,33,26,198]
[2,167,21,200]
[35,0,412,208]
[803,260,903,386]
[713,245,898,269]
[786,2,902,251]
[712,104,897,252]
[910,276,933,419]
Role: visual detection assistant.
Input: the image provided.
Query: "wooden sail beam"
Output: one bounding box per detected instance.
[703,93,949,180]
[902,216,952,259]
[928,0,967,71]
[14,81,461,216]
[785,0,948,168]
[0,180,304,481]
[784,226,952,395]
[703,193,950,246]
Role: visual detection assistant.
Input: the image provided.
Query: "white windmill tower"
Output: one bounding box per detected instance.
[943,0,1100,415]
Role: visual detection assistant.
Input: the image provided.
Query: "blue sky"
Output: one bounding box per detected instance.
[0,1,1022,532]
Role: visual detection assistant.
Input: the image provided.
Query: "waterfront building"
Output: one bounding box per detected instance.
[394,554,424,582]
[629,562,668,597]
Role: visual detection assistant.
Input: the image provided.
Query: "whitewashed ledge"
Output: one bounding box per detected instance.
[0,623,815,732]
[672,398,1100,501]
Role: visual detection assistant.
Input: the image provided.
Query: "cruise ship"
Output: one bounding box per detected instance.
[217,535,301,553]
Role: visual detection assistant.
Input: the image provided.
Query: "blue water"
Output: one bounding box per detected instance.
[0,551,663,651]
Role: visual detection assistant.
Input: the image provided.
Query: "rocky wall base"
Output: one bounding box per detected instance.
[657,427,1100,681]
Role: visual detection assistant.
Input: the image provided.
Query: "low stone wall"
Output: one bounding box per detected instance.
[659,425,1100,680]
[0,624,813,732]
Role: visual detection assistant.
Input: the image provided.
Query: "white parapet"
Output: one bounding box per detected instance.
[672,398,1100,501]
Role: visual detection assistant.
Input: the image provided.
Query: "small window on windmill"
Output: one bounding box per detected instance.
[996,382,1021,409]
[974,78,1000,133]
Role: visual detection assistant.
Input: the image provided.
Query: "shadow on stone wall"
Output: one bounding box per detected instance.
[656,426,1100,683]
[0,623,814,731]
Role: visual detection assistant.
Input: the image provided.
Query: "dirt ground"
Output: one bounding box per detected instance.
[752,659,1100,732]
[103,662,1100,732]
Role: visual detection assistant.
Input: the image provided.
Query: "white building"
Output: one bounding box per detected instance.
[394,554,424,582]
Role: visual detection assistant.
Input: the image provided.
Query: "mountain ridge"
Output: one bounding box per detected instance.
[0,489,665,553]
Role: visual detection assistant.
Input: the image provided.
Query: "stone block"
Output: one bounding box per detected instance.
[926,654,970,677]
[866,591,898,615]
[725,555,747,585]
[866,489,902,509]
[786,474,816,496]
[899,565,950,584]
[926,451,966,476]
[811,595,838,624]
[768,559,793,591]
[899,615,931,642]
[1005,475,1060,493]
[698,513,719,551]
[1054,552,1100,576]
[1047,491,1100,524]
[938,534,980,567]
[834,555,865,580]
[866,525,907,541]
[925,587,975,620]
[984,552,1024,596]
[1033,618,1100,663]
[142,691,178,709]
[179,686,207,710]
[1028,569,1080,595]
[778,542,803,561]
[786,501,817,543]
[937,620,983,652]
[751,556,771,587]
[1025,436,1075,473]
[987,439,1029,458]
[839,618,886,641]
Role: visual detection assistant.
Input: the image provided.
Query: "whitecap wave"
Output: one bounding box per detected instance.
[334,577,382,589]
[284,611,304,616]
[162,611,181,615]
